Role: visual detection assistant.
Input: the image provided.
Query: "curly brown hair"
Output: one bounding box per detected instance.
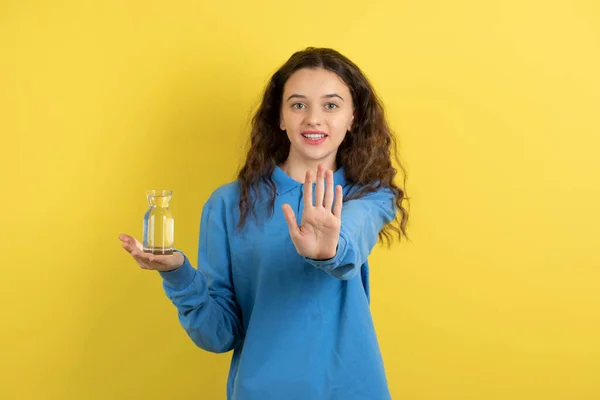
[237,47,410,246]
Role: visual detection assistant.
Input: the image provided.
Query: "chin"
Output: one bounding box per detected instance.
[302,149,336,162]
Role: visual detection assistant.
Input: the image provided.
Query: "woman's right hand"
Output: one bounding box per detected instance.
[119,233,184,272]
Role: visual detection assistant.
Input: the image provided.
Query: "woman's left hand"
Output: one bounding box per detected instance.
[282,164,343,260]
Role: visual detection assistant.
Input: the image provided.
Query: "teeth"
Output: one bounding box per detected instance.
[303,134,326,139]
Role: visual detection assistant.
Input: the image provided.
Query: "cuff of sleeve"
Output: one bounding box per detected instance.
[159,250,195,290]
[303,228,350,271]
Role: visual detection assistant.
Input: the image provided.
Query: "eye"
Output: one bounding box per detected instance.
[291,103,306,109]
[325,103,338,110]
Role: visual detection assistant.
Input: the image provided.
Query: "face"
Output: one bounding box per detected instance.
[279,67,354,168]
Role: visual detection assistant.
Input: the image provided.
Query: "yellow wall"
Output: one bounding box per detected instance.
[1,0,599,399]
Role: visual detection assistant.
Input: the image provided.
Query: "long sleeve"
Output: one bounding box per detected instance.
[304,187,396,280]
[158,193,244,353]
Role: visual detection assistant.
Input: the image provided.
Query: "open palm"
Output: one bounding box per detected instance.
[282,164,343,260]
[119,233,184,272]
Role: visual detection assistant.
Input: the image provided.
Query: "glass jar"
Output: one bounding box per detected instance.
[143,190,174,255]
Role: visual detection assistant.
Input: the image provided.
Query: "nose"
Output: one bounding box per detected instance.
[305,107,322,127]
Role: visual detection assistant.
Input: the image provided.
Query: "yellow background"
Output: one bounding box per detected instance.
[1,0,599,399]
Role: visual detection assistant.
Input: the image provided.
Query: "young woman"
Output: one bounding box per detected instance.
[120,47,409,399]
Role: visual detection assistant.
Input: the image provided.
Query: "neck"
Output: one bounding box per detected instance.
[279,152,337,183]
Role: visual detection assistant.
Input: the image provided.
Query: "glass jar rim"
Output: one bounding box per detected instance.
[146,190,173,197]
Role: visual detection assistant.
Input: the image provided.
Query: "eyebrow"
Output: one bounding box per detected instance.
[286,93,345,102]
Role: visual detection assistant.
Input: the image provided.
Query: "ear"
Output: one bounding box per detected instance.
[280,116,286,131]
[348,114,354,131]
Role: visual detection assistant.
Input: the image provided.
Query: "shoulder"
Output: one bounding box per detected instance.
[197,181,242,230]
[199,180,241,214]
[209,180,241,202]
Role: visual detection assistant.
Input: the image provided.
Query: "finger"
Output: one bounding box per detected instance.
[147,254,166,270]
[315,164,324,207]
[152,252,185,272]
[122,240,139,254]
[120,234,142,251]
[139,254,153,270]
[282,204,299,238]
[304,170,313,209]
[129,250,150,269]
[333,185,343,217]
[119,233,133,244]
[139,262,151,270]
[150,255,177,271]
[324,170,334,210]
[122,241,133,253]
[131,247,152,264]
[123,240,152,269]
[150,254,170,265]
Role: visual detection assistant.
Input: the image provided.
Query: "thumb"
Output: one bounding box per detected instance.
[151,252,184,271]
[282,204,299,238]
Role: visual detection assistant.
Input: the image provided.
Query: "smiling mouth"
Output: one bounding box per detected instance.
[302,132,328,140]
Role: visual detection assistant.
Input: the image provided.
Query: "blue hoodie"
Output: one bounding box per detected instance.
[159,166,396,399]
